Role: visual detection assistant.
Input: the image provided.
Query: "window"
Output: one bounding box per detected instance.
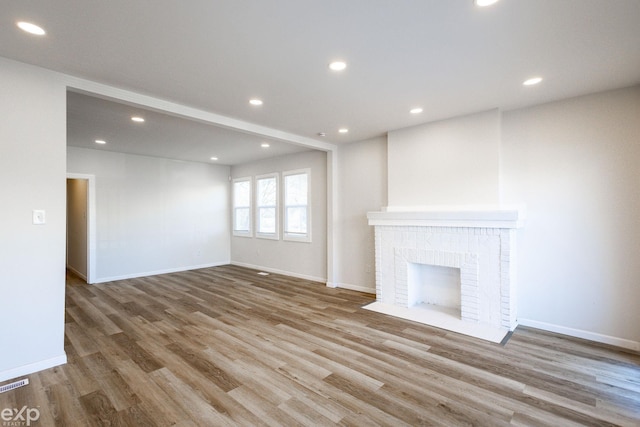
[232,177,251,236]
[283,169,311,242]
[255,173,278,239]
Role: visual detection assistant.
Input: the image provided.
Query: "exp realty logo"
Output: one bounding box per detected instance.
[1,406,40,426]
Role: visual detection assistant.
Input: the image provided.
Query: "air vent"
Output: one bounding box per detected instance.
[0,378,29,394]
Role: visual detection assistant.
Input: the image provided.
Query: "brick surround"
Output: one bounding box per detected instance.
[395,244,480,323]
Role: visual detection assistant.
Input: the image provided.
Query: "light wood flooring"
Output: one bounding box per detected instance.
[1,265,639,426]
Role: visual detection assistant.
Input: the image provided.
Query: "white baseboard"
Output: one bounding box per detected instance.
[230,261,326,284]
[92,261,230,284]
[334,282,376,295]
[65,264,87,281]
[0,354,67,383]
[518,318,640,352]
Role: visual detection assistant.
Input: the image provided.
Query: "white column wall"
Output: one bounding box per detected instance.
[0,58,67,381]
[334,137,388,293]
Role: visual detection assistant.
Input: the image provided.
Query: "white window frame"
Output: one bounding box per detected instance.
[232,176,252,237]
[255,173,279,240]
[283,168,311,243]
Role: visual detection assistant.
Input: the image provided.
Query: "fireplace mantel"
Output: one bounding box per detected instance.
[367,207,524,229]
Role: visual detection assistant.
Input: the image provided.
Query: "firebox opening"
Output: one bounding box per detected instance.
[407,263,461,316]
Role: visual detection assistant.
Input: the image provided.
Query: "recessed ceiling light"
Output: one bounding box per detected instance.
[261,143,270,148]
[475,0,499,7]
[210,156,218,161]
[523,77,543,86]
[338,128,349,134]
[95,139,106,145]
[249,99,263,106]
[16,21,46,36]
[329,61,347,71]
[410,107,423,114]
[131,116,145,122]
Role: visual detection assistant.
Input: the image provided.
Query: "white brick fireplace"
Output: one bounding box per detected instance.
[366,208,524,342]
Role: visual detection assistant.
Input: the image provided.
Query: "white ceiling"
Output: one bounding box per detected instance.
[66,91,311,165]
[2,0,639,164]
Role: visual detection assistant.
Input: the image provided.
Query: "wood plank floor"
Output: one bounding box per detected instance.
[1,265,639,426]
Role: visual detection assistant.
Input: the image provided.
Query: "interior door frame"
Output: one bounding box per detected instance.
[66,173,97,284]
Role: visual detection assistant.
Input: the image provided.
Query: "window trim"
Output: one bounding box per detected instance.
[255,172,279,240]
[283,168,311,243]
[232,176,252,237]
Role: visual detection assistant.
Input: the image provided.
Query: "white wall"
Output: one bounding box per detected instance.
[230,150,327,282]
[67,178,88,278]
[335,137,387,293]
[501,86,640,348]
[67,147,231,282]
[0,58,67,381]
[387,109,501,208]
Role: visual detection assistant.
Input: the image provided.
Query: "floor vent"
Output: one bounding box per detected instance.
[0,378,29,394]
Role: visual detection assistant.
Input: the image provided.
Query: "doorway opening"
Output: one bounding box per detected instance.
[66,173,96,284]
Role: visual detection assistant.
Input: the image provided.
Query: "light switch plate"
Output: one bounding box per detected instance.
[33,210,46,225]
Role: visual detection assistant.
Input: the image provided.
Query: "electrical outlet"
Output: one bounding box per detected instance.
[32,210,46,225]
